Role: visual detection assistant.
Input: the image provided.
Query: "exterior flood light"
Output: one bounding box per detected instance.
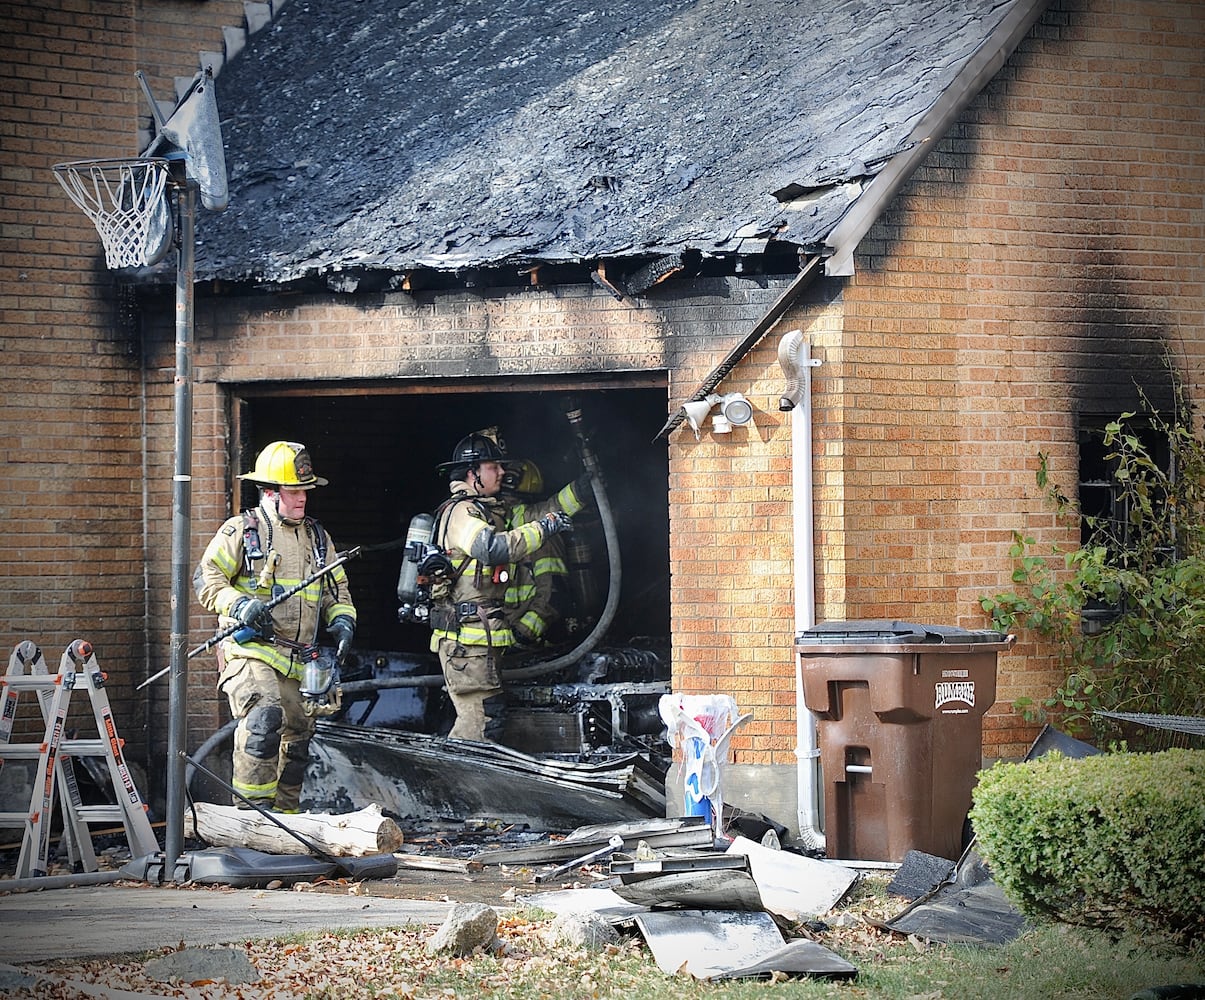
[680,392,755,438]
[713,392,751,428]
[711,392,753,431]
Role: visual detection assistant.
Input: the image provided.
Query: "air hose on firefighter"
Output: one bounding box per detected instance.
[502,400,621,681]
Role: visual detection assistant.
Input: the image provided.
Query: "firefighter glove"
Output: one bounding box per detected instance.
[539,510,573,538]
[232,596,271,629]
[573,472,596,500]
[328,614,355,664]
[512,621,541,649]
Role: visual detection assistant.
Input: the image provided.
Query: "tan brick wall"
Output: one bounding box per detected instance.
[818,0,1205,761]
[2,1,145,751]
[0,0,275,777]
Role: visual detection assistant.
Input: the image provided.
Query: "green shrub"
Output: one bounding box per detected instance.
[970,748,1205,946]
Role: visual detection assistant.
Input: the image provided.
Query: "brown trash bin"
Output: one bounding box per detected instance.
[796,621,1014,862]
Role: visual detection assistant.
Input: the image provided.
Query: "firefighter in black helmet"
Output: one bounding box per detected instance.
[428,428,587,741]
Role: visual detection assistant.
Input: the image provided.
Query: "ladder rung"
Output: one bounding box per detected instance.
[0,740,108,760]
[74,805,125,823]
[3,642,159,878]
[0,676,64,690]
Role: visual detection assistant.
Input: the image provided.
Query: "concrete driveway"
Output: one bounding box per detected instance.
[0,881,455,964]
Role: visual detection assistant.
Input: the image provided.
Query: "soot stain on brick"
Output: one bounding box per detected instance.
[1067,250,1177,418]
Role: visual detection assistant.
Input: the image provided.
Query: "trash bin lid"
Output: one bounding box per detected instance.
[795,620,1008,645]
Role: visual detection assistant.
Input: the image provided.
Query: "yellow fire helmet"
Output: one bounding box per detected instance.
[515,459,544,495]
[238,441,328,489]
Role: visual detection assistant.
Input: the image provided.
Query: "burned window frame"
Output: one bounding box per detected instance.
[1076,412,1177,631]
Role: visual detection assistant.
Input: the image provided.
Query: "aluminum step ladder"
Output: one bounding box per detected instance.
[0,639,160,878]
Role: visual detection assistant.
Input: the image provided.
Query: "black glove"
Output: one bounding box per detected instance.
[539,510,573,537]
[512,621,541,649]
[328,614,355,664]
[573,472,595,500]
[232,596,270,628]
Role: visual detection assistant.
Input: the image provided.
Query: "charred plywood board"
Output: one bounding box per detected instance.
[879,842,1027,945]
[304,721,665,830]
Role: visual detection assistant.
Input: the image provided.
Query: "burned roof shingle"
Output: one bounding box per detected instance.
[196,0,1033,285]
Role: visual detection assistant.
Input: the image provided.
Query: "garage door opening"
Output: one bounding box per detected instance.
[228,377,672,759]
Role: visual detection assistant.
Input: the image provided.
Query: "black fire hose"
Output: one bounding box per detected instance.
[502,401,622,681]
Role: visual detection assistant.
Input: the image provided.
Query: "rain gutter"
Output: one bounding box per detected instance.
[823,0,1053,276]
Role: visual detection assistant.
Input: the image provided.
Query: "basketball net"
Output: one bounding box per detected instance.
[52,157,173,270]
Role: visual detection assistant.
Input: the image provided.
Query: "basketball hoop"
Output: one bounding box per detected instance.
[52,157,174,270]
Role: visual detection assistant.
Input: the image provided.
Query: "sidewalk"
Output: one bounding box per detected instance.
[0,881,455,964]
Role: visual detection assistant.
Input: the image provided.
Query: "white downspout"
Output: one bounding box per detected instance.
[779,329,825,851]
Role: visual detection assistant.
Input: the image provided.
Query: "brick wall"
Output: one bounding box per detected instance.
[2,2,146,755]
[1,0,278,784]
[824,0,1205,760]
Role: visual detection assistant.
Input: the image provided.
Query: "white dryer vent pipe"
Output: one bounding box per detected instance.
[778,328,807,411]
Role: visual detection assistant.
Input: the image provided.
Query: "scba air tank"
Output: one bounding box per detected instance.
[396,512,435,606]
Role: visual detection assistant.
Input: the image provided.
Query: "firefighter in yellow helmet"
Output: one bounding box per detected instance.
[194,441,357,812]
[429,429,587,741]
[502,459,573,648]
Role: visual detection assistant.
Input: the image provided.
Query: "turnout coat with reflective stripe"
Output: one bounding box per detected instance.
[194,501,356,680]
[430,479,584,650]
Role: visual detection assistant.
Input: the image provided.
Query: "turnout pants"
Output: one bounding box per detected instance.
[436,637,503,742]
[218,656,315,812]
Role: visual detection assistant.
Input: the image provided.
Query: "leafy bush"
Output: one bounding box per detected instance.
[981,396,1205,737]
[971,748,1205,945]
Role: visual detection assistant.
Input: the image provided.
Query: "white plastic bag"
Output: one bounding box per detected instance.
[658,693,751,835]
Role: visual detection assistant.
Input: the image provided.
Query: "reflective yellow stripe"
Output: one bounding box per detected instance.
[519,610,546,637]
[233,777,277,797]
[221,639,304,680]
[430,621,516,647]
[516,521,544,549]
[505,582,537,603]
[557,482,585,517]
[209,546,240,577]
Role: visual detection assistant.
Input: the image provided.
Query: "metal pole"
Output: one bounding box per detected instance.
[165,171,196,871]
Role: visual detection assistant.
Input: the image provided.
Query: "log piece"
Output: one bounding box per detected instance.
[184,801,404,857]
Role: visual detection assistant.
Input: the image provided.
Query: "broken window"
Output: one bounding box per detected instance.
[1076,412,1175,630]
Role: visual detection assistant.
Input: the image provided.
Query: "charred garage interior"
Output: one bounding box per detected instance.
[182,375,676,825]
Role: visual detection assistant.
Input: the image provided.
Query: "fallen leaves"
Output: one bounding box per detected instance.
[12,876,919,999]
